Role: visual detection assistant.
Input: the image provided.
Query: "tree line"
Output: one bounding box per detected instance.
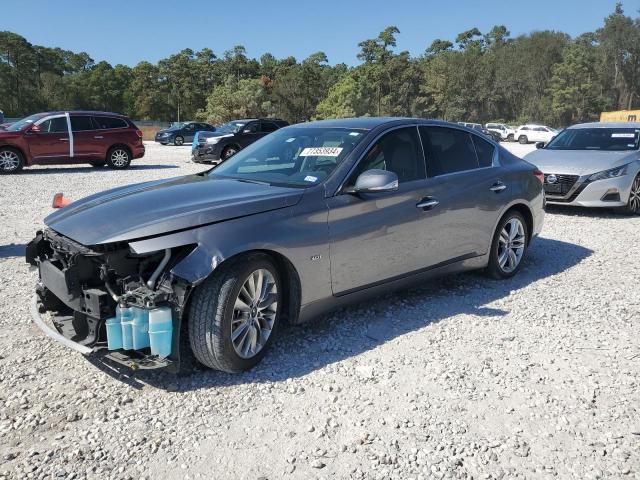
[1,3,639,127]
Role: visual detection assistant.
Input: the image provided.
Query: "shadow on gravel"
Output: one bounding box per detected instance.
[0,243,26,260]
[545,204,632,220]
[90,237,593,391]
[17,165,179,174]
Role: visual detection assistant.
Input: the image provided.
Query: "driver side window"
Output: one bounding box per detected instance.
[350,127,426,184]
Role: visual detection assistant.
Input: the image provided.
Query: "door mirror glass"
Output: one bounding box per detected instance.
[347,169,399,194]
[535,141,545,149]
[27,125,41,134]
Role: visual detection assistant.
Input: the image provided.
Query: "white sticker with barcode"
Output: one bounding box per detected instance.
[304,175,318,182]
[299,147,343,157]
[611,133,636,138]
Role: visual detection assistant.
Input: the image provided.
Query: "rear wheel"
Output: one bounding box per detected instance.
[0,148,24,174]
[174,136,184,146]
[486,211,528,279]
[106,147,131,169]
[620,174,640,215]
[188,253,282,373]
[518,135,528,144]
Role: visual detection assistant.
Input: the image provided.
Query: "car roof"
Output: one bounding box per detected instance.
[38,110,126,117]
[570,121,640,129]
[289,117,469,130]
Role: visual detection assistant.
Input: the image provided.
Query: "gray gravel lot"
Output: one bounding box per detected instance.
[0,141,638,480]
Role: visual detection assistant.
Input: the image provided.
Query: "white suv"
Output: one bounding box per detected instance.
[485,123,516,142]
[514,124,557,144]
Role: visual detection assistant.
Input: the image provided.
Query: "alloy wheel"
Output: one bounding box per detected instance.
[497,217,526,273]
[0,150,20,171]
[629,175,640,214]
[110,149,129,167]
[231,268,278,359]
[223,147,237,160]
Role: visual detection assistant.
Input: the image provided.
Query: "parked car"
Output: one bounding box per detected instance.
[514,124,557,144]
[525,122,640,214]
[0,111,144,173]
[486,123,517,142]
[192,118,289,163]
[27,118,545,373]
[155,121,216,146]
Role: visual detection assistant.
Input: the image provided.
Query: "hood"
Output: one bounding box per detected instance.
[524,149,638,176]
[44,174,304,245]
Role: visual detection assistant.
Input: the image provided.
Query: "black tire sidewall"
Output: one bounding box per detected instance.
[106,147,131,169]
[222,146,237,159]
[519,136,528,144]
[487,211,528,279]
[174,136,184,146]
[0,148,24,174]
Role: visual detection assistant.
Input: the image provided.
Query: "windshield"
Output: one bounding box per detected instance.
[216,121,247,134]
[6,114,44,132]
[546,127,640,151]
[210,126,367,187]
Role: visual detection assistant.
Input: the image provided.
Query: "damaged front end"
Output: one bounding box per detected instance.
[26,228,194,372]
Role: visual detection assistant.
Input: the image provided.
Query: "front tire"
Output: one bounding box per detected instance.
[620,174,640,215]
[221,145,238,160]
[188,253,282,373]
[174,136,184,146]
[0,148,24,174]
[106,147,131,169]
[518,135,528,144]
[486,211,528,279]
[507,134,514,142]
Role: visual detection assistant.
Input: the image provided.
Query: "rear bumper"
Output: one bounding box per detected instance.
[133,144,145,159]
[546,174,633,208]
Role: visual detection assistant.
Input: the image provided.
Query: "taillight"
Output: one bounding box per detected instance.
[52,192,71,209]
[135,130,143,138]
[533,169,544,185]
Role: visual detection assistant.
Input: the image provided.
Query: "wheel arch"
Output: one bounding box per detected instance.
[0,144,28,164]
[499,203,534,245]
[106,143,132,160]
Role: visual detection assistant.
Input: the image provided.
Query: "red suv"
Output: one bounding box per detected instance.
[0,111,145,173]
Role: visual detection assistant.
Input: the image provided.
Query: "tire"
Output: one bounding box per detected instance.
[106,147,131,169]
[619,173,640,215]
[486,210,528,280]
[518,135,528,144]
[188,253,282,373]
[221,145,238,160]
[0,147,24,174]
[174,136,184,146]
[507,134,514,142]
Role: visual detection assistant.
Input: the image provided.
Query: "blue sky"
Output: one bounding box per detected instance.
[3,0,640,66]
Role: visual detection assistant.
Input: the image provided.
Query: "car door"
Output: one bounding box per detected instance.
[70,115,102,162]
[183,123,196,142]
[327,126,438,294]
[27,114,71,164]
[417,126,507,262]
[237,121,262,148]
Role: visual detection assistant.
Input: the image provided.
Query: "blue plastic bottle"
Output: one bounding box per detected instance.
[148,307,173,358]
[131,307,150,350]
[105,315,123,350]
[119,305,136,350]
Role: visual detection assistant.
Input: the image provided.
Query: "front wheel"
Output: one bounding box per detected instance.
[507,134,514,142]
[518,135,528,144]
[174,136,184,146]
[620,174,640,215]
[0,148,24,174]
[221,145,238,160]
[106,147,131,169]
[188,253,282,373]
[486,211,528,279]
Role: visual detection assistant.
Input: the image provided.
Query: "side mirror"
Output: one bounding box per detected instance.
[26,125,41,134]
[535,142,545,149]
[345,169,399,194]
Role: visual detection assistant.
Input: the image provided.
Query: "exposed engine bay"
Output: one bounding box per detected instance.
[26,228,192,370]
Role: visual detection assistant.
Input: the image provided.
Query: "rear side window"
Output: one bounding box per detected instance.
[352,127,426,183]
[39,117,68,133]
[471,135,495,168]
[70,116,94,131]
[93,116,128,129]
[419,126,479,176]
[261,121,279,133]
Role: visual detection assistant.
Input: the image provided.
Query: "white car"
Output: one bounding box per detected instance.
[514,124,557,144]
[485,123,516,142]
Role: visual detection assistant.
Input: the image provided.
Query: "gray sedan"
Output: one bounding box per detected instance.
[525,122,640,214]
[27,118,545,373]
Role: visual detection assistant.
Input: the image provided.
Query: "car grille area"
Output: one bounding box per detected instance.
[543,173,579,197]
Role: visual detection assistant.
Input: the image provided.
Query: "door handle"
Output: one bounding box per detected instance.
[490,182,507,192]
[416,197,439,210]
[94,135,104,139]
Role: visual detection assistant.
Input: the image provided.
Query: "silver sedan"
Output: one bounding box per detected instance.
[525,122,640,214]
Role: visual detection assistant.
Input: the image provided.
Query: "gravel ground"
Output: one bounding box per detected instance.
[0,141,638,480]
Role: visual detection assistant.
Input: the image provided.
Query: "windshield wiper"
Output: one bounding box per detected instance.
[235,178,272,186]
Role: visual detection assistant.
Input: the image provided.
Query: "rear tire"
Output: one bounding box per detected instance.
[518,135,528,144]
[174,136,184,146]
[619,173,640,215]
[0,147,24,174]
[106,147,131,169]
[188,253,282,373]
[486,211,528,279]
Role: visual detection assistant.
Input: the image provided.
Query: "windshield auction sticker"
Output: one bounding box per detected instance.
[300,147,343,157]
[611,133,636,138]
